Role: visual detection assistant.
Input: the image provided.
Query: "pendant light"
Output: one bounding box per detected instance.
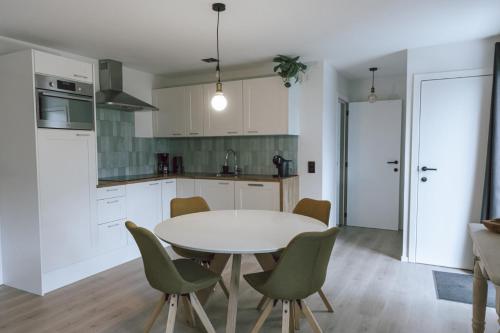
[368,67,378,103]
[210,3,227,111]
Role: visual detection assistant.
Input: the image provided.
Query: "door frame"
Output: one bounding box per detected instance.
[406,68,493,263]
[337,98,349,227]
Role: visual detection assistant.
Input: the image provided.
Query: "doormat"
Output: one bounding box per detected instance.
[433,270,495,307]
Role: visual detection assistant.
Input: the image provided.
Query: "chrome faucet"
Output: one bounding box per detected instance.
[223,149,240,176]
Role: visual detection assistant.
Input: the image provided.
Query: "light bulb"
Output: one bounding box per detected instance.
[368,92,377,103]
[211,91,227,111]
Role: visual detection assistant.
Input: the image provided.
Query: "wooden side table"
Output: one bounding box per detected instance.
[469,223,500,333]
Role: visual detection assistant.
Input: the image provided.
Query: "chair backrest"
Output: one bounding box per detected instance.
[125,221,186,294]
[264,227,340,300]
[170,196,210,218]
[293,198,331,226]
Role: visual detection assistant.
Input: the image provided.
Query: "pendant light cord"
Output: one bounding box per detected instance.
[216,10,222,83]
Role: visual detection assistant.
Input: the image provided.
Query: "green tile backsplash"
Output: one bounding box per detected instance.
[97,108,298,178]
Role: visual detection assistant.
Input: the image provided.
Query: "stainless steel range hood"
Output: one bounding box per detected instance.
[96,59,158,112]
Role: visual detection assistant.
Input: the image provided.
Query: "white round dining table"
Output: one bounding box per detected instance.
[154,209,327,333]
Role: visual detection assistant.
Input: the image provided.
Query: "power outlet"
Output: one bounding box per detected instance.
[308,161,315,173]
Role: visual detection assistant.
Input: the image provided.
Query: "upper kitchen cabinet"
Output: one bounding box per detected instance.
[204,80,243,136]
[153,86,186,137]
[186,85,204,136]
[33,50,93,84]
[243,76,299,135]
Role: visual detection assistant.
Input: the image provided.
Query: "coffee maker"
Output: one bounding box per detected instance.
[156,153,169,174]
[272,155,292,177]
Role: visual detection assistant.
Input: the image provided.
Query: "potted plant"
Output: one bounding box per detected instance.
[273,55,307,88]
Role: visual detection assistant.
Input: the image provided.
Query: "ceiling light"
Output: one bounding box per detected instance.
[210,3,227,112]
[368,67,378,103]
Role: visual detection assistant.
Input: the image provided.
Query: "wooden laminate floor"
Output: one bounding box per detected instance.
[0,226,497,333]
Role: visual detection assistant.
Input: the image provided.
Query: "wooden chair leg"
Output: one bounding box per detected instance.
[188,292,216,333]
[299,300,323,333]
[180,295,196,327]
[219,279,230,298]
[143,293,167,333]
[317,289,334,313]
[249,297,274,333]
[282,300,291,333]
[257,296,268,310]
[289,301,295,332]
[293,301,301,330]
[165,294,178,333]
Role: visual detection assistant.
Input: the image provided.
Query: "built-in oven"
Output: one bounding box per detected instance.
[35,74,94,130]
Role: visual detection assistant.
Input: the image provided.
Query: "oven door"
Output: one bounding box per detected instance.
[37,90,94,130]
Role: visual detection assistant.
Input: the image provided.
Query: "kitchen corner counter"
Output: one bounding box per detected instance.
[97,173,298,188]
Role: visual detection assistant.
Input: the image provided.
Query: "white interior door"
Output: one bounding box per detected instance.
[347,100,402,230]
[415,74,492,269]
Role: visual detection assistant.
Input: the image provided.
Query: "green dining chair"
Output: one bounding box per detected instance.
[245,227,340,333]
[170,196,230,298]
[292,198,335,313]
[259,198,335,314]
[126,221,220,333]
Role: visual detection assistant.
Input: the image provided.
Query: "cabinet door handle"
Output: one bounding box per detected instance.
[164,181,174,184]
[73,74,89,79]
[227,131,238,134]
[149,183,160,186]
[171,133,182,136]
[76,133,90,137]
[248,183,264,187]
[106,188,119,192]
[189,132,199,135]
[247,130,259,134]
[107,223,120,228]
[218,182,230,185]
[106,199,119,204]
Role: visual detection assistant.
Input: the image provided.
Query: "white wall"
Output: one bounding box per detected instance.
[348,75,406,102]
[402,36,500,259]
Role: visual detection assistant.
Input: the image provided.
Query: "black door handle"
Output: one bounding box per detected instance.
[387,160,398,165]
[421,166,437,171]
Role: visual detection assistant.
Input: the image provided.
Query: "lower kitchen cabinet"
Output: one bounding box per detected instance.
[235,181,280,211]
[161,179,177,220]
[195,179,235,210]
[176,178,196,198]
[126,181,162,231]
[97,221,127,253]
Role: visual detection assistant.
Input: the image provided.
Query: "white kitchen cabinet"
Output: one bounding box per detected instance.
[37,129,97,273]
[153,86,186,137]
[176,178,196,198]
[235,181,280,211]
[186,85,204,136]
[126,181,162,232]
[97,221,127,253]
[243,76,299,135]
[96,185,127,253]
[33,50,93,84]
[195,179,235,210]
[204,81,243,136]
[161,179,177,220]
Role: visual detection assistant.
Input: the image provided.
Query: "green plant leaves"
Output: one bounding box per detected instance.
[272,54,307,88]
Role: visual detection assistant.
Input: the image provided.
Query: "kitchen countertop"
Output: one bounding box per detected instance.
[97,172,298,188]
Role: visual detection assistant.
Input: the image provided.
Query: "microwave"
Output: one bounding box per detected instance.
[35,74,95,130]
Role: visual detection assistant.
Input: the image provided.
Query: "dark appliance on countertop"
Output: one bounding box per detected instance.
[156,153,169,174]
[35,74,94,130]
[273,155,293,177]
[96,59,158,112]
[172,156,184,174]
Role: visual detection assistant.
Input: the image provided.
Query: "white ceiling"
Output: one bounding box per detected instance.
[0,0,499,78]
